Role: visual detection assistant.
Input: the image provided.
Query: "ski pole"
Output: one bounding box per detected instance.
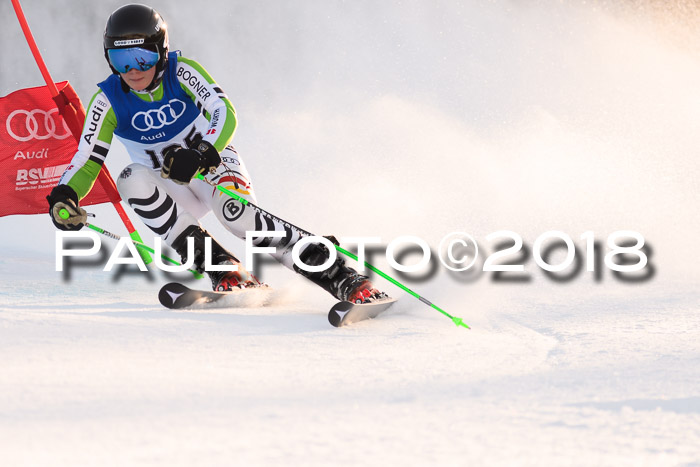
[195,174,469,328]
[58,209,203,279]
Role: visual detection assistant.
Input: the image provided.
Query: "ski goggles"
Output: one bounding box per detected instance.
[107,47,159,73]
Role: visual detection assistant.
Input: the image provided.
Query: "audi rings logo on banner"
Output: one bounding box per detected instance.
[5,108,71,142]
[131,99,187,132]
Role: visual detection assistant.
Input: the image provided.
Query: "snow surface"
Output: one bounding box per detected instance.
[2,1,700,466]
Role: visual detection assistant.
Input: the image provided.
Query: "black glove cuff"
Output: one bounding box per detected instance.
[47,184,79,208]
[195,140,221,169]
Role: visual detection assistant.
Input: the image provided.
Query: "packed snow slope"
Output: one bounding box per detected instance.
[1,1,699,465]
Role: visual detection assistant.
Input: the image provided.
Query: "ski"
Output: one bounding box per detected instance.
[160,282,396,326]
[328,297,398,327]
[158,282,273,309]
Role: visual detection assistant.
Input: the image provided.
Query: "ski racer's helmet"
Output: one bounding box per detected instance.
[103,4,169,91]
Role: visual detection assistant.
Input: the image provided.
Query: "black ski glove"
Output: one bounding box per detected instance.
[161,140,221,185]
[47,184,87,231]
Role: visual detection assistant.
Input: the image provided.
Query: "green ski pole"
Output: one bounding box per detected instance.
[194,174,469,328]
[58,209,203,279]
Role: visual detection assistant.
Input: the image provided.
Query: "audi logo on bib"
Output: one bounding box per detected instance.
[132,99,187,131]
[5,108,72,142]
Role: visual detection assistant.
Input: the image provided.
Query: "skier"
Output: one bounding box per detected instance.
[47,3,381,304]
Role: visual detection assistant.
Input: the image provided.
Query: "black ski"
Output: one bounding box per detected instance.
[158,282,272,309]
[328,297,397,327]
[160,282,396,326]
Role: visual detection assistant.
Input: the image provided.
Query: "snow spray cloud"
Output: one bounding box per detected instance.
[238,1,700,287]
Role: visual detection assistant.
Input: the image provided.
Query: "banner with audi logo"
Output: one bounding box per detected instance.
[0,82,111,216]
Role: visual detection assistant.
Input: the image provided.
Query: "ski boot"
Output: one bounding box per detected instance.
[172,225,264,292]
[208,260,265,292]
[294,236,388,304]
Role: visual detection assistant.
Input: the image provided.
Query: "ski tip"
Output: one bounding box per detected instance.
[328,301,353,327]
[158,282,191,309]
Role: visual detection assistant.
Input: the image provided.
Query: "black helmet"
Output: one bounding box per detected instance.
[103,4,169,90]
